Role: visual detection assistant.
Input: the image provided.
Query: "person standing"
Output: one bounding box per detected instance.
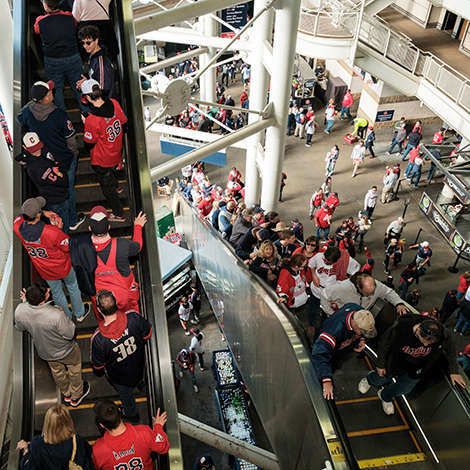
[401,128,422,161]
[358,316,465,415]
[92,399,169,470]
[364,126,376,159]
[91,290,153,421]
[279,172,287,202]
[16,81,85,231]
[351,141,366,178]
[398,263,419,299]
[383,238,401,274]
[384,217,405,246]
[324,99,336,134]
[34,0,84,111]
[387,123,407,155]
[305,117,316,147]
[189,328,205,370]
[82,79,127,221]
[325,145,339,177]
[221,63,229,87]
[309,188,324,219]
[291,218,304,243]
[178,297,193,335]
[426,148,442,182]
[294,108,306,139]
[364,186,378,219]
[14,197,89,321]
[190,284,201,324]
[193,454,215,470]
[409,241,432,269]
[15,283,90,406]
[314,204,332,239]
[339,89,354,120]
[381,167,398,204]
[176,348,199,392]
[409,152,425,188]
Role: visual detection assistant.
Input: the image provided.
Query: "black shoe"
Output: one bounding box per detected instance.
[70,381,90,407]
[69,213,86,231]
[76,303,91,323]
[122,412,140,424]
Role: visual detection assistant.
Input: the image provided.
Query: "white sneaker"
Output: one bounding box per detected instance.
[378,389,395,415]
[185,330,191,335]
[190,319,197,324]
[193,385,199,393]
[358,377,371,394]
[179,370,183,378]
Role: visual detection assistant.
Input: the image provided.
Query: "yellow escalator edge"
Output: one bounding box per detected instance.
[358,452,427,468]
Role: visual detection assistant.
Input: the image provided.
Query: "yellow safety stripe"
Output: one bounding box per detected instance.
[75,180,126,189]
[336,397,378,405]
[357,453,426,468]
[347,424,409,437]
[68,396,147,411]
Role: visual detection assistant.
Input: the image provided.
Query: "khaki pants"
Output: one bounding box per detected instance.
[294,122,305,138]
[48,342,83,400]
[381,186,393,203]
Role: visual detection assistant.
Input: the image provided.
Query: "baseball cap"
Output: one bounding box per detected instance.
[22,196,46,219]
[22,132,43,153]
[421,241,429,247]
[292,218,299,223]
[90,206,109,235]
[368,125,373,130]
[190,328,200,335]
[31,80,55,102]
[81,78,100,95]
[353,309,377,338]
[254,206,264,214]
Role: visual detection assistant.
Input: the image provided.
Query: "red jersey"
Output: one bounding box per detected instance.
[13,216,71,280]
[84,99,127,167]
[432,132,443,144]
[92,422,169,470]
[325,195,339,211]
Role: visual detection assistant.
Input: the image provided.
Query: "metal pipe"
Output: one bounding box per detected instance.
[135,0,248,36]
[150,115,276,180]
[178,413,281,470]
[140,46,208,74]
[204,14,217,104]
[191,98,262,115]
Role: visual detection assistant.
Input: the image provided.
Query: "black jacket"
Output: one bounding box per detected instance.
[15,147,69,204]
[69,234,97,296]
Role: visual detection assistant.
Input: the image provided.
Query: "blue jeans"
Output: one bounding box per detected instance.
[388,138,403,154]
[67,157,79,226]
[409,165,422,187]
[401,144,416,161]
[398,281,409,299]
[316,226,330,239]
[455,316,470,334]
[457,291,464,300]
[427,163,436,180]
[325,119,334,132]
[307,293,320,327]
[46,267,84,320]
[306,133,313,145]
[326,160,336,176]
[367,370,420,403]
[357,232,366,251]
[458,355,470,373]
[339,106,352,120]
[44,53,85,112]
[405,161,414,179]
[49,199,70,235]
[113,382,139,417]
[179,366,197,386]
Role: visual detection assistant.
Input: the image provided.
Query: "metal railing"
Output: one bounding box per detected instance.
[299,6,359,38]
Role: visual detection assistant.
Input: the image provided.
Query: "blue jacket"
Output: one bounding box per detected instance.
[311,303,365,381]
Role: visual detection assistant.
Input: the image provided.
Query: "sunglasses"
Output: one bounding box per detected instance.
[420,327,439,338]
[305,243,316,246]
[81,40,94,46]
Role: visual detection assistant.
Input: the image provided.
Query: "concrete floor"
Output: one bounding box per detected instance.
[146,15,470,467]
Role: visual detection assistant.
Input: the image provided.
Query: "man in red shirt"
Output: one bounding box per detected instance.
[198,194,214,217]
[89,206,147,320]
[83,79,127,222]
[314,204,332,240]
[14,196,90,321]
[92,398,169,470]
[432,127,445,144]
[339,89,354,120]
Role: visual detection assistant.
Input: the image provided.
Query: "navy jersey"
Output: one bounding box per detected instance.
[91,311,152,387]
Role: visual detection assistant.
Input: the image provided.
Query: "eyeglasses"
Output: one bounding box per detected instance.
[81,40,94,46]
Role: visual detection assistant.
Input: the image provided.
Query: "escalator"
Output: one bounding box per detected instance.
[10,0,182,469]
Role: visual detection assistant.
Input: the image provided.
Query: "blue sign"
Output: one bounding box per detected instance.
[375,110,394,122]
[221,4,248,37]
[160,137,227,167]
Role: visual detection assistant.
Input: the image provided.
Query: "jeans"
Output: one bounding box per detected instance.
[179,366,197,386]
[401,144,416,161]
[306,133,313,145]
[44,53,84,112]
[365,206,375,219]
[339,106,352,120]
[427,163,436,180]
[46,267,84,320]
[67,157,79,226]
[367,370,420,403]
[398,281,410,299]
[455,316,470,334]
[49,199,71,235]
[92,165,124,217]
[357,232,365,251]
[307,292,320,327]
[113,382,139,417]
[196,353,204,369]
[222,73,229,87]
[325,119,334,132]
[365,144,376,158]
[404,161,414,179]
[316,226,330,239]
[457,291,465,300]
[458,355,470,373]
[326,160,336,176]
[409,165,422,187]
[388,138,403,154]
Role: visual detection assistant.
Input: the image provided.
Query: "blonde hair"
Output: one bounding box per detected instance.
[256,240,279,259]
[43,404,75,444]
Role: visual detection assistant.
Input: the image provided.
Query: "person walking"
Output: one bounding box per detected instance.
[325,145,339,177]
[364,186,378,219]
[189,328,205,370]
[294,108,306,139]
[339,89,354,120]
[384,217,405,246]
[314,204,333,239]
[398,263,419,299]
[387,123,406,155]
[409,152,425,188]
[176,348,199,392]
[324,99,336,134]
[364,126,376,159]
[309,188,324,220]
[401,128,422,161]
[381,167,398,203]
[351,141,366,177]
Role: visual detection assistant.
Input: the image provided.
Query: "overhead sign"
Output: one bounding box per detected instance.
[221,4,248,38]
[375,110,394,122]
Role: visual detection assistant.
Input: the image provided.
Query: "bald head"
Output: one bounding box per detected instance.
[227,201,236,211]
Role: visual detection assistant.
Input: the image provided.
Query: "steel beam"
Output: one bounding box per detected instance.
[140,46,208,74]
[178,413,280,470]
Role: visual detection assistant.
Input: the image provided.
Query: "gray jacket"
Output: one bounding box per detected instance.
[320,277,403,316]
[15,300,76,361]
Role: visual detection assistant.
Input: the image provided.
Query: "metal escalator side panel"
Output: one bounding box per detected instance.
[114,1,183,469]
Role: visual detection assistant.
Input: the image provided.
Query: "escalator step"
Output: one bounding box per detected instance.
[357,452,428,469]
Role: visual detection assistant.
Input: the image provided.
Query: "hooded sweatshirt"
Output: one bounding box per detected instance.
[15,146,69,204]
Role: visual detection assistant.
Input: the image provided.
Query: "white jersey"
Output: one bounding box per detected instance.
[178,302,193,321]
[190,333,205,354]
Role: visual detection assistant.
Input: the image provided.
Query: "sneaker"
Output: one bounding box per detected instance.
[378,389,395,415]
[454,328,459,333]
[179,370,183,378]
[122,412,140,424]
[109,213,126,222]
[221,336,226,341]
[190,319,197,324]
[63,395,71,404]
[193,385,199,393]
[200,366,205,371]
[116,186,123,194]
[386,152,390,155]
[76,303,91,323]
[195,317,200,324]
[413,186,419,189]
[70,381,90,407]
[69,213,86,231]
[324,130,330,134]
[305,144,311,147]
[358,377,371,394]
[185,330,191,335]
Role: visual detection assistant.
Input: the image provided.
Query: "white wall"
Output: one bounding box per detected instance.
[393,0,432,26]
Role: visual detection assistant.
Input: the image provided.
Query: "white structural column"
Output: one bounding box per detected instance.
[261,0,301,210]
[204,14,217,104]
[244,0,273,208]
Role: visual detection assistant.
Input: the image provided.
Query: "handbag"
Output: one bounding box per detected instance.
[69,435,83,470]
